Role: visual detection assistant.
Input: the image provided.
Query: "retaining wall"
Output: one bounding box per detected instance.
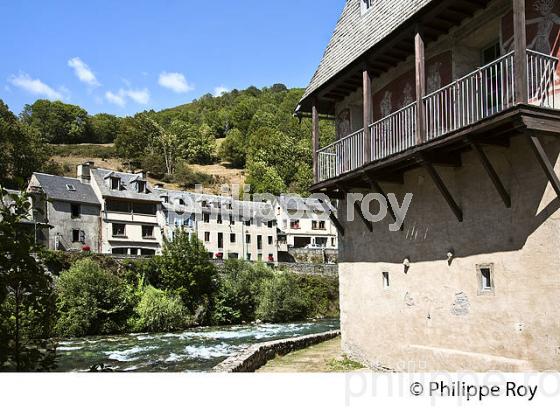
[213,330,341,373]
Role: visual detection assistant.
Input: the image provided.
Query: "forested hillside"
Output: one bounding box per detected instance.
[0,84,335,194]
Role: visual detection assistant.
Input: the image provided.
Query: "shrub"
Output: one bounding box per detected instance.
[49,144,116,158]
[55,259,135,337]
[172,162,215,189]
[212,260,273,325]
[129,286,189,333]
[256,273,310,323]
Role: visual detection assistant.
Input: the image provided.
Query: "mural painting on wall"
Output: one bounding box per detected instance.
[372,51,452,120]
[336,109,351,139]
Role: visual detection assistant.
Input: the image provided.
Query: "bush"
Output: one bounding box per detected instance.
[212,260,273,325]
[49,144,116,159]
[129,286,189,333]
[171,162,215,189]
[256,273,310,323]
[55,259,135,337]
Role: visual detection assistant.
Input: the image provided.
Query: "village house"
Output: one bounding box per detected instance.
[298,0,560,371]
[156,187,278,263]
[274,195,338,251]
[27,171,101,252]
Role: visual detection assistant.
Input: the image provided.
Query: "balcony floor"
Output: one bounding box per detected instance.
[311,104,560,194]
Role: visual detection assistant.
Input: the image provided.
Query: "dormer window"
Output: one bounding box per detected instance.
[361,0,374,15]
[110,177,120,191]
[66,184,76,192]
[137,181,146,193]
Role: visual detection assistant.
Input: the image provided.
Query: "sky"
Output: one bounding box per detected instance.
[0,0,343,116]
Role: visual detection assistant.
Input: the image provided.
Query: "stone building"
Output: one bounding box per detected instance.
[157,188,278,263]
[27,172,101,252]
[298,0,560,371]
[273,195,338,251]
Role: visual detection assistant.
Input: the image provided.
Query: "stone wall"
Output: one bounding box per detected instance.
[286,248,338,264]
[213,330,341,373]
[210,259,338,277]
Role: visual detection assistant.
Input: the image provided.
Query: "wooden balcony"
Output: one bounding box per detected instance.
[316,50,558,185]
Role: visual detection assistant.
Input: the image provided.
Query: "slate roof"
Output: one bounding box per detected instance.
[31,173,100,205]
[91,168,161,202]
[300,0,433,108]
[276,195,335,214]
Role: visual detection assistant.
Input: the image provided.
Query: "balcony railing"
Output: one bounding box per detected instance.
[316,49,558,182]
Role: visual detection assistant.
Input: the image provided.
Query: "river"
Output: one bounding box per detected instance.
[55,318,340,372]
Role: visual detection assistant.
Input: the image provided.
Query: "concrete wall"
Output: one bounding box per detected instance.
[338,135,560,371]
[47,200,100,252]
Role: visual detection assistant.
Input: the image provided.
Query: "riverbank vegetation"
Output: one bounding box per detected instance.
[0,191,338,370]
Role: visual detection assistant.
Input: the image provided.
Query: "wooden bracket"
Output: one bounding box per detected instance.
[467,139,511,208]
[338,185,373,232]
[528,135,560,198]
[420,158,464,222]
[317,198,345,237]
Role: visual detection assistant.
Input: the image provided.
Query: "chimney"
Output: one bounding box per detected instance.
[77,162,91,183]
[137,170,147,179]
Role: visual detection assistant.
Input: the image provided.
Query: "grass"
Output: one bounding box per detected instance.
[49,143,117,159]
[326,356,365,372]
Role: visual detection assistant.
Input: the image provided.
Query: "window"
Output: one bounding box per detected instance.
[268,254,274,262]
[71,203,81,218]
[72,229,80,243]
[230,233,236,243]
[137,181,146,193]
[331,238,336,247]
[141,249,156,256]
[217,214,223,224]
[112,223,126,237]
[477,264,495,294]
[244,219,251,226]
[257,235,262,250]
[229,215,235,225]
[142,225,154,239]
[246,234,251,244]
[218,233,224,249]
[107,200,130,213]
[290,220,301,230]
[268,236,273,245]
[246,253,251,261]
[112,248,127,255]
[110,177,120,190]
[267,220,274,228]
[203,213,210,223]
[204,232,210,242]
[133,202,157,215]
[228,253,239,260]
[382,272,390,289]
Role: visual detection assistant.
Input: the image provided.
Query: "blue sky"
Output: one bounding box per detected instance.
[0,0,342,116]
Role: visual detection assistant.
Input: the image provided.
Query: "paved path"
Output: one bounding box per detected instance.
[257,337,364,372]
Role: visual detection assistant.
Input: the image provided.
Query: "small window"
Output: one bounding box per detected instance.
[142,225,154,239]
[137,181,146,193]
[217,214,223,224]
[382,272,390,289]
[110,177,120,190]
[218,233,224,248]
[230,233,236,243]
[203,213,210,223]
[244,219,251,226]
[477,264,495,294]
[72,229,80,243]
[246,253,251,261]
[112,223,126,237]
[257,235,263,250]
[268,236,273,245]
[267,220,274,228]
[204,232,210,242]
[71,203,81,218]
[229,215,235,225]
[290,220,300,229]
[246,234,251,244]
[66,184,76,192]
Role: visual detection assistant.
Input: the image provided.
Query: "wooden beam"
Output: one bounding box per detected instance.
[469,141,511,208]
[363,66,373,163]
[513,0,528,104]
[528,135,560,198]
[421,160,464,222]
[312,100,320,184]
[415,28,426,145]
[339,186,373,232]
[361,173,401,229]
[317,198,345,237]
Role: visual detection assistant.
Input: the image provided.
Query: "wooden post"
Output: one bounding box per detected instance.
[363,65,373,163]
[312,99,320,184]
[415,28,426,145]
[513,0,528,104]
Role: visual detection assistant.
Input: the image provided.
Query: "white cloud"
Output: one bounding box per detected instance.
[105,90,126,107]
[68,57,100,87]
[8,73,63,100]
[105,88,150,107]
[213,86,230,97]
[158,72,194,93]
[126,88,150,104]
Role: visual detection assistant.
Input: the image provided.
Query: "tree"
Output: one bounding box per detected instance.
[114,113,160,167]
[20,99,90,144]
[89,113,121,143]
[0,189,56,371]
[55,259,135,337]
[246,160,287,195]
[256,273,310,323]
[152,120,181,175]
[129,286,188,333]
[158,230,217,323]
[219,128,246,167]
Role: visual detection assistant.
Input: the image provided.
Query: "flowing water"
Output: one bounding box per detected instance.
[55,319,340,372]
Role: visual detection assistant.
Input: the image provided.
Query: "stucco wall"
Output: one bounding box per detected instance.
[338,135,560,371]
[47,201,100,252]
